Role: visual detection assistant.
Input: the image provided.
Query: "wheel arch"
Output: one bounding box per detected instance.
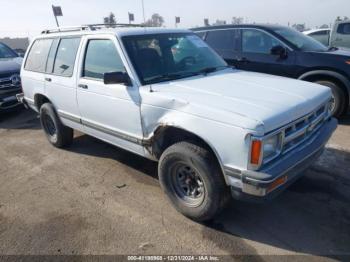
[298,70,350,107]
[148,125,226,179]
[34,93,52,111]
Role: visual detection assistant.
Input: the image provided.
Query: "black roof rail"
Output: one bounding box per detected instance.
[41,23,145,34]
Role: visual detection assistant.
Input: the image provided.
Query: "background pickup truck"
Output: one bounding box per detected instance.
[304,20,350,49]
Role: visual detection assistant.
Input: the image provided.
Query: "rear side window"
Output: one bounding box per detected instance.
[337,23,350,35]
[53,38,81,77]
[83,39,125,79]
[25,39,53,72]
[205,30,237,52]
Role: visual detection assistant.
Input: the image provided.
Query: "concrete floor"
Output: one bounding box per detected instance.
[0,109,349,260]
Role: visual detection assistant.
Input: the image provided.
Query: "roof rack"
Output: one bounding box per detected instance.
[41,23,145,34]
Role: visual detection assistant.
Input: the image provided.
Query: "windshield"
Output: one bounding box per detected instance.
[0,43,18,58]
[122,33,228,85]
[272,27,328,52]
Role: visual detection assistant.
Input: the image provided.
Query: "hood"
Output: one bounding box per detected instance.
[141,69,331,133]
[313,48,350,58]
[0,57,23,74]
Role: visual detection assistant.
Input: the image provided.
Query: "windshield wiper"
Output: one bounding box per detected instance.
[144,72,199,84]
[144,66,232,84]
[197,65,232,75]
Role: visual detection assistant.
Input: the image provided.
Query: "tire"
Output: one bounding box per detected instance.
[314,80,346,117]
[40,103,73,148]
[158,141,230,221]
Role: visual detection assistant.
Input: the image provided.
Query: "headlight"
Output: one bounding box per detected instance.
[249,133,282,170]
[263,134,281,160]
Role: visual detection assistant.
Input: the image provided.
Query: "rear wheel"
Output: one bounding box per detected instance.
[40,103,73,148]
[158,141,230,221]
[314,80,346,117]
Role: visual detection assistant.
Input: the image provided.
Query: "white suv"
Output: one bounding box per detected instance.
[19,24,337,221]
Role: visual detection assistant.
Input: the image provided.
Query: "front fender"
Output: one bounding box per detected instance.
[141,105,254,175]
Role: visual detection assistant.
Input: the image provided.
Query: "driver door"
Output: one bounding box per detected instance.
[237,28,296,78]
[76,35,144,156]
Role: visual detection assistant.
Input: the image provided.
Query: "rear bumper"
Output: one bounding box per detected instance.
[225,117,337,201]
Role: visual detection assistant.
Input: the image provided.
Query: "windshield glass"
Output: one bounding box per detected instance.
[0,43,18,58]
[272,27,328,52]
[122,33,227,85]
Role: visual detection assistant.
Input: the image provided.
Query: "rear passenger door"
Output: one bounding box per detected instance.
[204,29,241,67]
[76,35,144,155]
[45,37,82,127]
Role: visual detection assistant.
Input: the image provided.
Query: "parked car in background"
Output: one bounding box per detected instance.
[0,42,23,113]
[13,48,26,57]
[330,20,350,49]
[192,24,350,117]
[304,20,350,49]
[303,28,331,46]
[19,25,336,221]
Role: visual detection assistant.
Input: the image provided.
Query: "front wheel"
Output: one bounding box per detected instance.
[314,80,346,117]
[158,141,230,221]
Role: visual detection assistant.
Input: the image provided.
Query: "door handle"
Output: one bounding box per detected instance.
[45,77,52,82]
[78,84,88,89]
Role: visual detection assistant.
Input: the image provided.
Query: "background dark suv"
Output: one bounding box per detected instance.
[0,42,22,113]
[192,24,350,117]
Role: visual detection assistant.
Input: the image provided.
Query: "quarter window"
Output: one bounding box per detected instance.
[24,39,53,72]
[83,39,125,79]
[242,29,281,54]
[53,38,81,77]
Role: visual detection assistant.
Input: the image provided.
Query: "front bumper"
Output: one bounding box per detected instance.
[0,94,22,112]
[225,117,337,201]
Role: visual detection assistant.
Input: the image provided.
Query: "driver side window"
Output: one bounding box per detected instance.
[83,39,125,80]
[242,29,281,54]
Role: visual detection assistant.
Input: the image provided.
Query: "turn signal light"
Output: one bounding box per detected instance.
[267,176,287,193]
[250,140,262,165]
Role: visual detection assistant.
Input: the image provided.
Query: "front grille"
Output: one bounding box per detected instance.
[0,72,18,79]
[0,76,21,95]
[281,103,328,155]
[0,77,12,85]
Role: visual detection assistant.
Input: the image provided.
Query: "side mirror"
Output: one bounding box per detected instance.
[270,45,287,58]
[104,72,131,85]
